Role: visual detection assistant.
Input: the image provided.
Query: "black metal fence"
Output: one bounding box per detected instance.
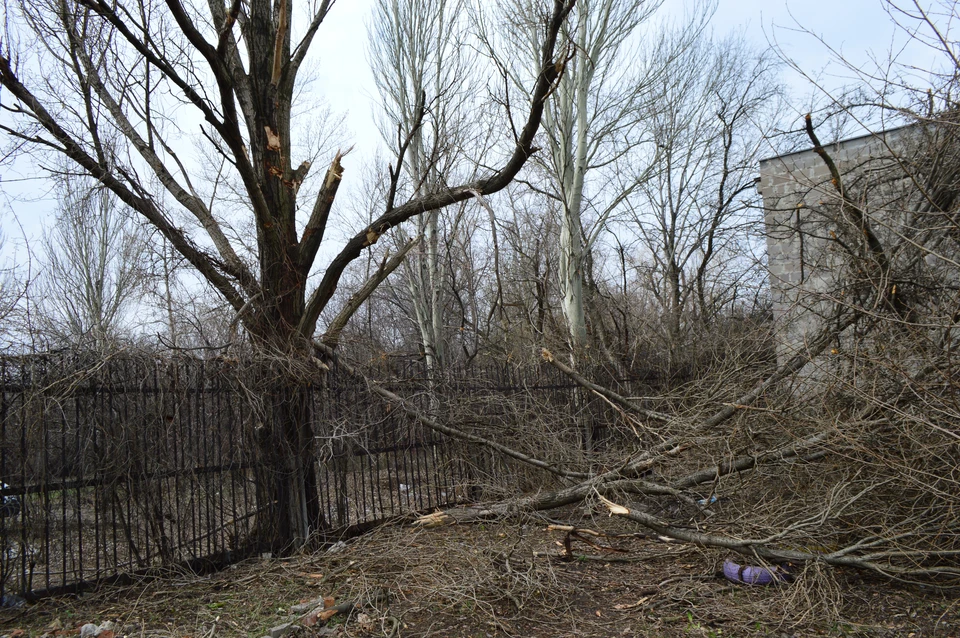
[0,354,261,601]
[0,353,636,603]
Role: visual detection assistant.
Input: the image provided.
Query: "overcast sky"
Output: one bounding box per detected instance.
[0,0,935,260]
[309,0,920,161]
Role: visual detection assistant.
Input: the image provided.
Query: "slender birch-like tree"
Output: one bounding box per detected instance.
[498,0,704,355]
[368,0,473,375]
[541,0,660,351]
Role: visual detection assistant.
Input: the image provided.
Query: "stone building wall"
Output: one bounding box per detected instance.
[758,127,911,363]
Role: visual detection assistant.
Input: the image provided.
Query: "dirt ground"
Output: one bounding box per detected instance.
[2,513,958,637]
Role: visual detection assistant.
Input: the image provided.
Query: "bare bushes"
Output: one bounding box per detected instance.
[438,386,588,498]
[604,312,960,584]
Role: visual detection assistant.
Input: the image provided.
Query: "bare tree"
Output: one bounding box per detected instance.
[37,176,150,349]
[0,0,575,550]
[368,0,476,376]
[626,31,782,370]
[495,0,668,354]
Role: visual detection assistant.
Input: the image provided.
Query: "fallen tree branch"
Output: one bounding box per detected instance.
[595,493,960,583]
[314,341,589,480]
[671,432,833,490]
[410,435,830,528]
[413,444,694,526]
[540,349,673,423]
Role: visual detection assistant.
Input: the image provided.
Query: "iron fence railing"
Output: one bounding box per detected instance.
[0,352,644,603]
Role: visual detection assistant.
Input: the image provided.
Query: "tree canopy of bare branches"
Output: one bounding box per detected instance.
[0,0,576,550]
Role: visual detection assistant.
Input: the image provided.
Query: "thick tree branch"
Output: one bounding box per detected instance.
[207,0,257,145]
[0,55,247,313]
[161,0,279,249]
[215,0,243,55]
[541,348,672,423]
[297,0,577,339]
[59,19,260,298]
[313,342,589,480]
[286,0,334,90]
[76,0,278,250]
[299,149,347,271]
[804,114,891,273]
[322,238,418,347]
[670,432,832,490]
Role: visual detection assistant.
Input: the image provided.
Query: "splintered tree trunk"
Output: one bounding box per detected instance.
[254,381,325,553]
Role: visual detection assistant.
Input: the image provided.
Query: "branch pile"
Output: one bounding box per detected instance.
[317,320,960,586]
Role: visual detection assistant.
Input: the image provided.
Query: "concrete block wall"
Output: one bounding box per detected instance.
[758,128,910,363]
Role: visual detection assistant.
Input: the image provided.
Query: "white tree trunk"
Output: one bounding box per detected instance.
[406,209,445,373]
[532,0,657,354]
[552,12,596,352]
[371,0,473,375]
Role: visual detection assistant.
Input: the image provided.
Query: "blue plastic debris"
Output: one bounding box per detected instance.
[0,482,21,518]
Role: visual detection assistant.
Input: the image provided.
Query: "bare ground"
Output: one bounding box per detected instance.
[2,513,958,638]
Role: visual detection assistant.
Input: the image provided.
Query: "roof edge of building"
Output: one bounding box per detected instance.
[758,122,914,165]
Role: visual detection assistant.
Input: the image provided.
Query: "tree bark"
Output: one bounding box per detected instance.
[254,383,325,552]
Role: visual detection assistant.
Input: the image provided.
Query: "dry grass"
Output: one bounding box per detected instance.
[2,513,958,638]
